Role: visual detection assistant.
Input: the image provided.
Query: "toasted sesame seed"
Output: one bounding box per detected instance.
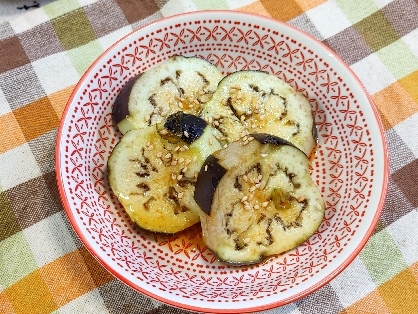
[254,205,260,210]
[182,166,188,173]
[213,120,220,126]
[179,157,184,163]
[171,160,178,166]
[244,204,252,210]
[147,145,154,150]
[174,146,180,152]
[298,196,306,202]
[160,129,168,135]
[208,116,213,124]
[244,237,251,244]
[145,114,151,121]
[178,192,184,199]
[177,174,183,180]
[249,186,256,193]
[240,115,245,122]
[165,153,171,159]
[241,195,248,202]
[213,114,220,120]
[194,172,199,178]
[257,174,263,181]
[223,144,228,148]
[262,201,269,207]
[184,131,189,138]
[254,109,259,114]
[183,145,189,150]
[146,141,151,147]
[243,175,248,182]
[178,103,184,109]
[209,138,213,145]
[157,152,162,158]
[171,173,177,180]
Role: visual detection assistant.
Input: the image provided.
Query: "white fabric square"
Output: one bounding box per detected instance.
[98,26,133,51]
[0,88,11,115]
[9,8,50,34]
[305,0,352,39]
[386,210,418,266]
[225,0,257,9]
[0,143,41,190]
[59,289,108,314]
[393,113,418,158]
[160,0,197,17]
[31,51,80,95]
[402,28,418,58]
[23,212,78,267]
[350,53,396,95]
[330,257,377,307]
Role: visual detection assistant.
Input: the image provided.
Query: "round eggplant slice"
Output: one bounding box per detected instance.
[194,134,325,265]
[200,70,317,156]
[108,124,222,234]
[114,56,223,134]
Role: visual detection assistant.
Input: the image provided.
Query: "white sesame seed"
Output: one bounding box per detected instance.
[259,115,265,120]
[147,145,154,150]
[208,116,213,124]
[185,159,191,165]
[182,166,188,173]
[157,152,162,158]
[204,165,208,171]
[246,110,252,115]
[145,114,151,121]
[254,205,260,210]
[213,120,220,126]
[243,175,248,182]
[260,153,268,157]
[160,129,168,135]
[214,114,220,120]
[174,146,180,152]
[184,131,189,138]
[192,156,197,162]
[178,192,184,199]
[262,201,269,207]
[171,160,178,166]
[240,115,245,122]
[146,141,151,147]
[244,237,251,244]
[183,145,189,150]
[241,195,248,202]
[177,174,183,180]
[298,196,306,202]
[249,186,256,193]
[223,144,228,148]
[179,158,184,163]
[165,153,171,159]
[178,103,184,109]
[209,138,213,145]
[171,173,177,180]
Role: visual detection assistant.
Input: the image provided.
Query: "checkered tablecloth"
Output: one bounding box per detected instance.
[1,0,417,313]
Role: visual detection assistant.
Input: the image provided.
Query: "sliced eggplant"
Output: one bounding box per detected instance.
[194,133,325,264]
[113,56,223,134]
[108,116,222,234]
[200,70,317,156]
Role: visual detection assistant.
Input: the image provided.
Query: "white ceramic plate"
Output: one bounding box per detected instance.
[56,11,388,313]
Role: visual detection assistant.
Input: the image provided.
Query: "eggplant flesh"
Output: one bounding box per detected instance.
[200,70,317,156]
[108,124,221,234]
[195,134,325,264]
[115,56,223,134]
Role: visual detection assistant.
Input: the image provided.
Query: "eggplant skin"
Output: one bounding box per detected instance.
[194,155,227,215]
[195,135,325,265]
[164,112,208,144]
[112,75,139,125]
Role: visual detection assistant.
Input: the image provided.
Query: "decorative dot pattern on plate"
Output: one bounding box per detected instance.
[56,11,388,313]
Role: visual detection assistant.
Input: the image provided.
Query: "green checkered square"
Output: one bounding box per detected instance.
[66,40,104,75]
[359,229,408,286]
[43,0,81,19]
[193,0,229,10]
[354,10,400,51]
[335,0,378,24]
[51,8,97,50]
[0,232,38,288]
[377,39,418,80]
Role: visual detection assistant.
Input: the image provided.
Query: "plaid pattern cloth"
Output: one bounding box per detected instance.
[1,0,417,313]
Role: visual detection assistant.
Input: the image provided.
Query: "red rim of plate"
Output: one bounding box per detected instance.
[55,10,389,313]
